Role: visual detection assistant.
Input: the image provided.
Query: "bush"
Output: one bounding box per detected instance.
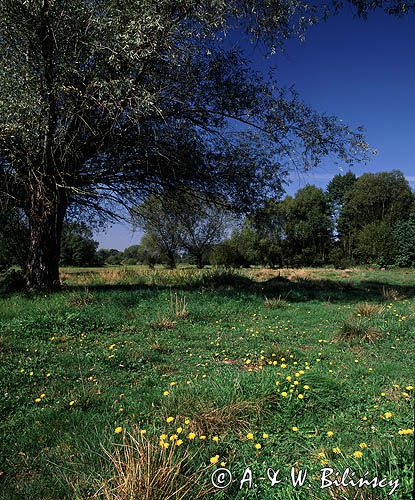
[328,247,355,269]
[393,214,415,267]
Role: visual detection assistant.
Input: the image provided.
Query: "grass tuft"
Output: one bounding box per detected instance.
[264,295,288,309]
[98,429,212,500]
[354,302,384,317]
[337,319,382,343]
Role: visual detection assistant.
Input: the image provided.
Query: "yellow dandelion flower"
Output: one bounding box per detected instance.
[163,390,169,396]
[160,434,167,440]
[170,434,178,441]
[166,416,174,423]
[353,451,363,459]
[114,426,122,434]
[398,428,414,435]
[176,439,183,446]
[188,432,196,440]
[281,391,288,397]
[246,433,254,440]
[176,427,183,434]
[184,419,190,425]
[359,442,367,449]
[69,400,75,406]
[327,431,334,437]
[383,412,393,419]
[199,435,207,440]
[406,386,413,391]
[292,426,299,432]
[262,433,269,439]
[298,394,304,399]
[221,461,226,467]
[34,398,41,403]
[332,447,341,454]
[210,455,220,464]
[255,443,262,449]
[140,429,146,435]
[212,435,219,442]
[163,442,169,448]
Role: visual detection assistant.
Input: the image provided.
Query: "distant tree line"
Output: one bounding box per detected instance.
[1,169,414,272]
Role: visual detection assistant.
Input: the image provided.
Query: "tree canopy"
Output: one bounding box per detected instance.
[1,0,412,289]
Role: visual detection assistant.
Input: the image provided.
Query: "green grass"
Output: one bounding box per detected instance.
[0,267,414,499]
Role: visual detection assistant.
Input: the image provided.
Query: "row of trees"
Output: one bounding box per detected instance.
[2,170,413,271]
[96,170,414,269]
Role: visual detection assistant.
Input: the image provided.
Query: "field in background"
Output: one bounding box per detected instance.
[1,266,414,499]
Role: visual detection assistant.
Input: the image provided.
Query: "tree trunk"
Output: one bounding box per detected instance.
[195,252,204,269]
[166,251,176,269]
[25,188,67,291]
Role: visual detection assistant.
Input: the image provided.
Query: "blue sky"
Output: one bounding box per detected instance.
[95,9,415,250]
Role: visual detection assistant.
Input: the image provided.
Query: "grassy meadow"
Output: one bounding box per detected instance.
[0,266,414,499]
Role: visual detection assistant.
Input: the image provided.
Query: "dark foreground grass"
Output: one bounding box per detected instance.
[0,267,414,499]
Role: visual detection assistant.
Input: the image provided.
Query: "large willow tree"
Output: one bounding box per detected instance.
[1,0,410,290]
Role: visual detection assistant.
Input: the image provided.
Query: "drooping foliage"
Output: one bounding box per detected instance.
[1,0,386,289]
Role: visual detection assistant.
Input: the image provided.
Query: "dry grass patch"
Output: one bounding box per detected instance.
[355,302,385,317]
[151,317,177,330]
[382,286,405,301]
[185,399,267,436]
[97,429,212,500]
[170,292,188,319]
